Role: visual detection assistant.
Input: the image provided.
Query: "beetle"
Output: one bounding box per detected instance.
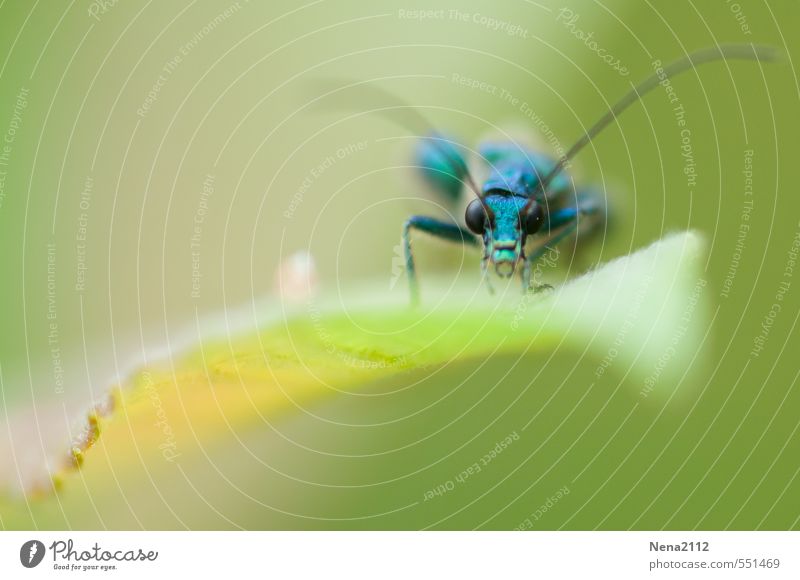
[401,45,776,304]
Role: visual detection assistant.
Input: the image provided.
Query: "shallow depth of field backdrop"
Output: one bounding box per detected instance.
[0,0,799,529]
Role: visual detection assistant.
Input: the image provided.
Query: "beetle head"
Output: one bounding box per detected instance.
[465,193,544,277]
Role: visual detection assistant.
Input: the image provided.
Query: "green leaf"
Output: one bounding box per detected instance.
[0,231,708,529]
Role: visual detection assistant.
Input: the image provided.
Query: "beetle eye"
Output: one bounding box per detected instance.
[523,203,545,235]
[465,198,489,234]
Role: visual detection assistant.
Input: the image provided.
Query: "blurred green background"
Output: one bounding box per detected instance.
[0,0,798,529]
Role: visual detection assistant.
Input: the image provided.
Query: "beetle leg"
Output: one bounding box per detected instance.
[481,256,496,296]
[522,208,580,292]
[520,253,532,292]
[403,215,479,306]
[522,188,607,292]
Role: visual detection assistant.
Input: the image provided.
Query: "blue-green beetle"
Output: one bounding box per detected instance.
[402,45,776,304]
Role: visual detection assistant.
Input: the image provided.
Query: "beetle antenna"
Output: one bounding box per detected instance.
[525,44,779,210]
[419,131,483,198]
[310,77,484,198]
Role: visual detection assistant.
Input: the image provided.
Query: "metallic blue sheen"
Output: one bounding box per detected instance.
[405,134,603,304]
[414,134,469,202]
[478,142,570,199]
